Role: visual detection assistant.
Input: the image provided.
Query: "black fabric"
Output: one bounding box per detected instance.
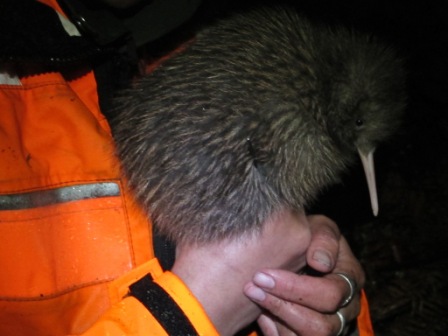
[130,275,199,336]
[93,48,138,116]
[57,0,202,47]
[0,0,107,65]
[0,0,201,66]
[152,228,176,271]
[56,0,130,47]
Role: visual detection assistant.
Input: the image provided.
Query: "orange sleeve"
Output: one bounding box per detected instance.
[81,259,219,336]
[357,290,375,336]
[79,297,168,336]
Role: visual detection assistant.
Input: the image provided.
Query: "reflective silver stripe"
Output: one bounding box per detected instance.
[0,182,120,210]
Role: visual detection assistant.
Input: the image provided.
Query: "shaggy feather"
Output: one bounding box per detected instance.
[111,7,406,244]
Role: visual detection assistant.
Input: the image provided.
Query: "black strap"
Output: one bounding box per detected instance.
[130,275,199,336]
[152,227,176,271]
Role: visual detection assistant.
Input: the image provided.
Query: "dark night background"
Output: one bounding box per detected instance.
[147,0,448,334]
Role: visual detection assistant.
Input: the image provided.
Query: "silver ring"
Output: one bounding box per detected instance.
[335,273,356,307]
[336,310,346,336]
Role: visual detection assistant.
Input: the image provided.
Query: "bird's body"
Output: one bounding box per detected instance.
[111,7,406,244]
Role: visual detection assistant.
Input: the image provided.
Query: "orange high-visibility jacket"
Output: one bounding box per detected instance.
[0,1,373,335]
[0,54,219,336]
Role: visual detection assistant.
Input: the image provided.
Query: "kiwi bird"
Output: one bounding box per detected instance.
[111,7,406,244]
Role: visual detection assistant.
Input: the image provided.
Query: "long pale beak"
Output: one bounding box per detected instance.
[358,148,378,216]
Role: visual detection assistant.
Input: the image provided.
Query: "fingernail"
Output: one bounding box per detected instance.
[245,285,266,302]
[313,250,332,268]
[253,272,275,289]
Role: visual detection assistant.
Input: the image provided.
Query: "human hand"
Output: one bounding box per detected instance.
[243,215,365,336]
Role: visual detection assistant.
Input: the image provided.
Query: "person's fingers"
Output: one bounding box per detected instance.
[257,314,281,336]
[330,235,365,290]
[246,284,351,336]
[258,314,298,336]
[306,215,341,273]
[245,234,364,320]
[245,214,366,335]
[306,215,365,310]
[248,270,346,312]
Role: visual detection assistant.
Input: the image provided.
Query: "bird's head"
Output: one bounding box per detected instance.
[321,35,407,215]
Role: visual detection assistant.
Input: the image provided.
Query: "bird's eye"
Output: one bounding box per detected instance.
[355,119,364,127]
